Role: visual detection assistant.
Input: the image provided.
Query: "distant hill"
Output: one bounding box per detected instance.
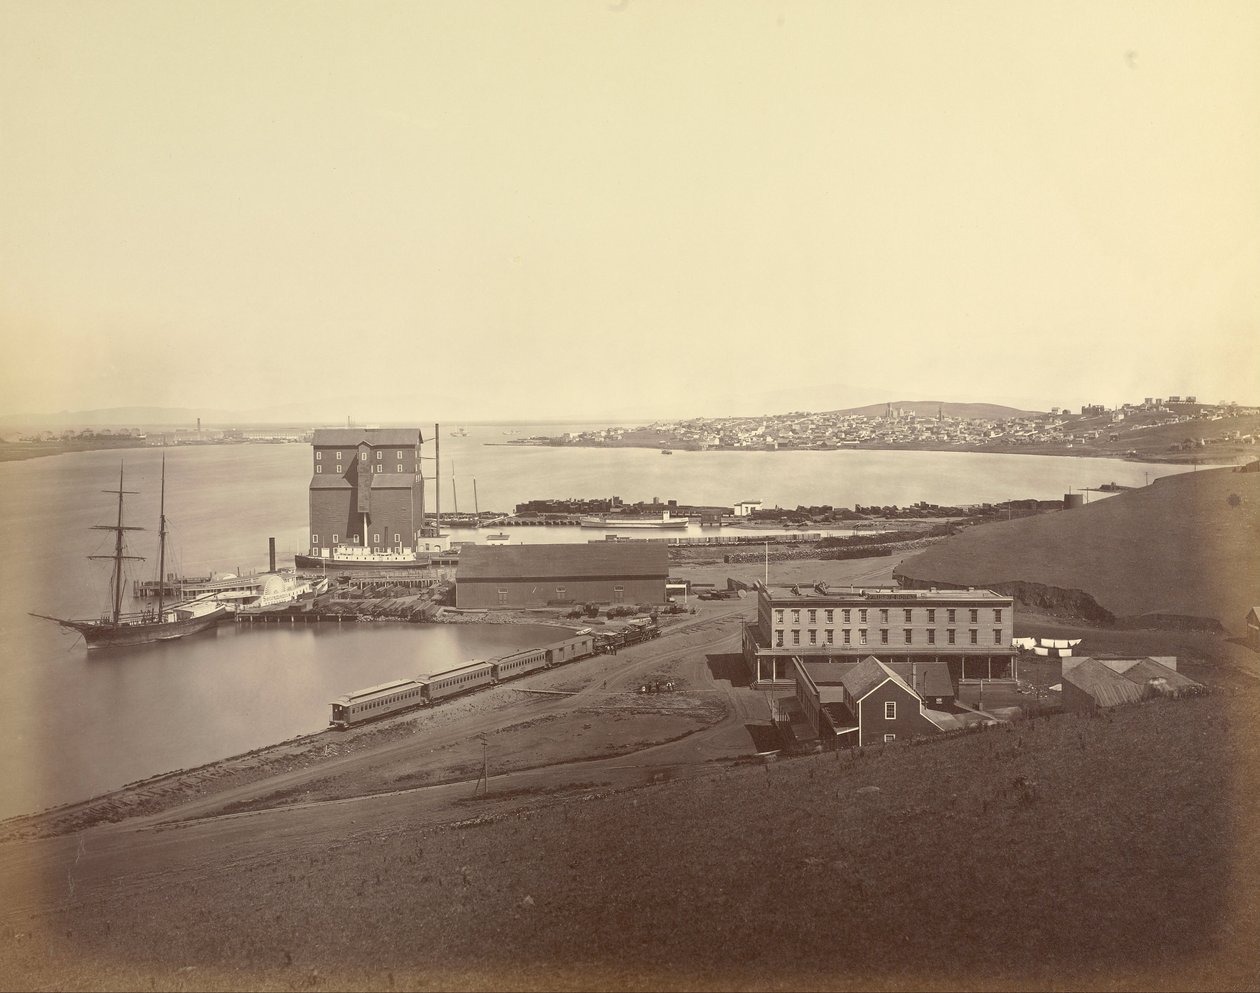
[896,464,1260,631]
[828,400,1042,420]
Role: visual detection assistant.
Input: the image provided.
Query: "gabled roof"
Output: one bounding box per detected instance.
[1063,659,1145,708]
[312,428,424,447]
[457,542,669,581]
[1248,606,1260,623]
[310,475,352,489]
[841,656,916,701]
[369,473,418,489]
[1116,658,1201,691]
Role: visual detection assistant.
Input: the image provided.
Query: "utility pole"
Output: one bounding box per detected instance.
[473,731,489,796]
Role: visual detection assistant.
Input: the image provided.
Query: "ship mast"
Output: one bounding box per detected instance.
[434,422,440,536]
[156,453,167,622]
[88,462,144,625]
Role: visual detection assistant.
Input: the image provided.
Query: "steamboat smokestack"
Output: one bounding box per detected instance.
[269,537,276,574]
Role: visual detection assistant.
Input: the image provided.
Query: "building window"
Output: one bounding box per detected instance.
[884,701,896,720]
[879,608,889,623]
[792,630,800,645]
[336,451,342,461]
[316,451,322,461]
[397,451,403,459]
[394,533,400,543]
[825,609,833,623]
[947,629,956,644]
[332,534,339,544]
[614,585,625,603]
[927,608,935,623]
[808,609,816,624]
[994,629,1002,645]
[859,629,867,645]
[791,609,800,624]
[807,630,816,645]
[311,534,319,545]
[904,608,913,623]
[774,609,784,624]
[377,451,382,460]
[376,465,383,473]
[825,629,833,644]
[843,629,851,645]
[775,631,784,647]
[883,733,896,742]
[859,609,867,623]
[880,629,889,644]
[556,586,567,599]
[970,609,979,623]
[927,629,936,645]
[497,589,508,605]
[994,608,1003,623]
[373,533,380,544]
[970,629,978,644]
[316,465,322,473]
[947,609,956,623]
[397,464,403,472]
[904,629,912,644]
[843,609,851,623]
[352,534,360,544]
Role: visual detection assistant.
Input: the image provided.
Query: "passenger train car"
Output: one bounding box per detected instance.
[329,630,600,729]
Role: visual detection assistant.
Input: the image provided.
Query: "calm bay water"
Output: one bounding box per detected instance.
[0,422,1193,820]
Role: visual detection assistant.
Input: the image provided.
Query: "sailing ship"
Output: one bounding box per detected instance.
[31,457,227,649]
[578,510,689,529]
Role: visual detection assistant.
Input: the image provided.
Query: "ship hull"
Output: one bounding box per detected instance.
[294,553,431,571]
[578,517,689,529]
[71,607,228,649]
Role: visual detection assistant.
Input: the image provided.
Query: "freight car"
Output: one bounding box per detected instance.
[329,678,427,729]
[547,632,595,664]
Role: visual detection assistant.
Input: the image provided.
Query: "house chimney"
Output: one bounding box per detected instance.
[269,537,276,574]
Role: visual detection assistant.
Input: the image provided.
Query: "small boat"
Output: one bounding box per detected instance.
[31,457,227,649]
[485,532,510,544]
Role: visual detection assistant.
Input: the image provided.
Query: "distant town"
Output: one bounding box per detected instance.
[510,397,1260,464]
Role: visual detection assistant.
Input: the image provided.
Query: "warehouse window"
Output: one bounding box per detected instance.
[332,534,339,544]
[904,629,912,644]
[947,609,956,623]
[884,701,896,720]
[397,464,403,472]
[373,533,380,544]
[397,451,403,459]
[774,609,784,624]
[947,629,955,644]
[775,630,784,647]
[394,533,400,542]
[994,608,1003,623]
[556,586,567,598]
[883,733,896,742]
[970,629,978,644]
[825,609,833,623]
[792,630,800,645]
[879,608,888,622]
[377,451,382,459]
[316,451,322,461]
[311,534,319,545]
[859,629,867,645]
[792,609,800,624]
[970,609,979,623]
[927,609,935,623]
[904,609,913,623]
[927,629,936,645]
[880,629,889,644]
[843,629,851,645]
[859,609,867,623]
[808,609,816,624]
[824,629,833,644]
[808,630,817,645]
[336,451,342,460]
[316,465,322,473]
[843,609,851,623]
[993,629,1002,645]
[613,585,625,603]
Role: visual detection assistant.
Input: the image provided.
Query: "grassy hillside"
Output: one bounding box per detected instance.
[4,691,1256,991]
[896,465,1260,630]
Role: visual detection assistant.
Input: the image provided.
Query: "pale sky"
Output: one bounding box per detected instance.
[1,1,1257,422]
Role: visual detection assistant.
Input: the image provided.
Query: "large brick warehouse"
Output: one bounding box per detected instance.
[456,543,669,609]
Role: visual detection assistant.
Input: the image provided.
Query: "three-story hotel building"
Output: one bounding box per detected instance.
[743,582,1015,688]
